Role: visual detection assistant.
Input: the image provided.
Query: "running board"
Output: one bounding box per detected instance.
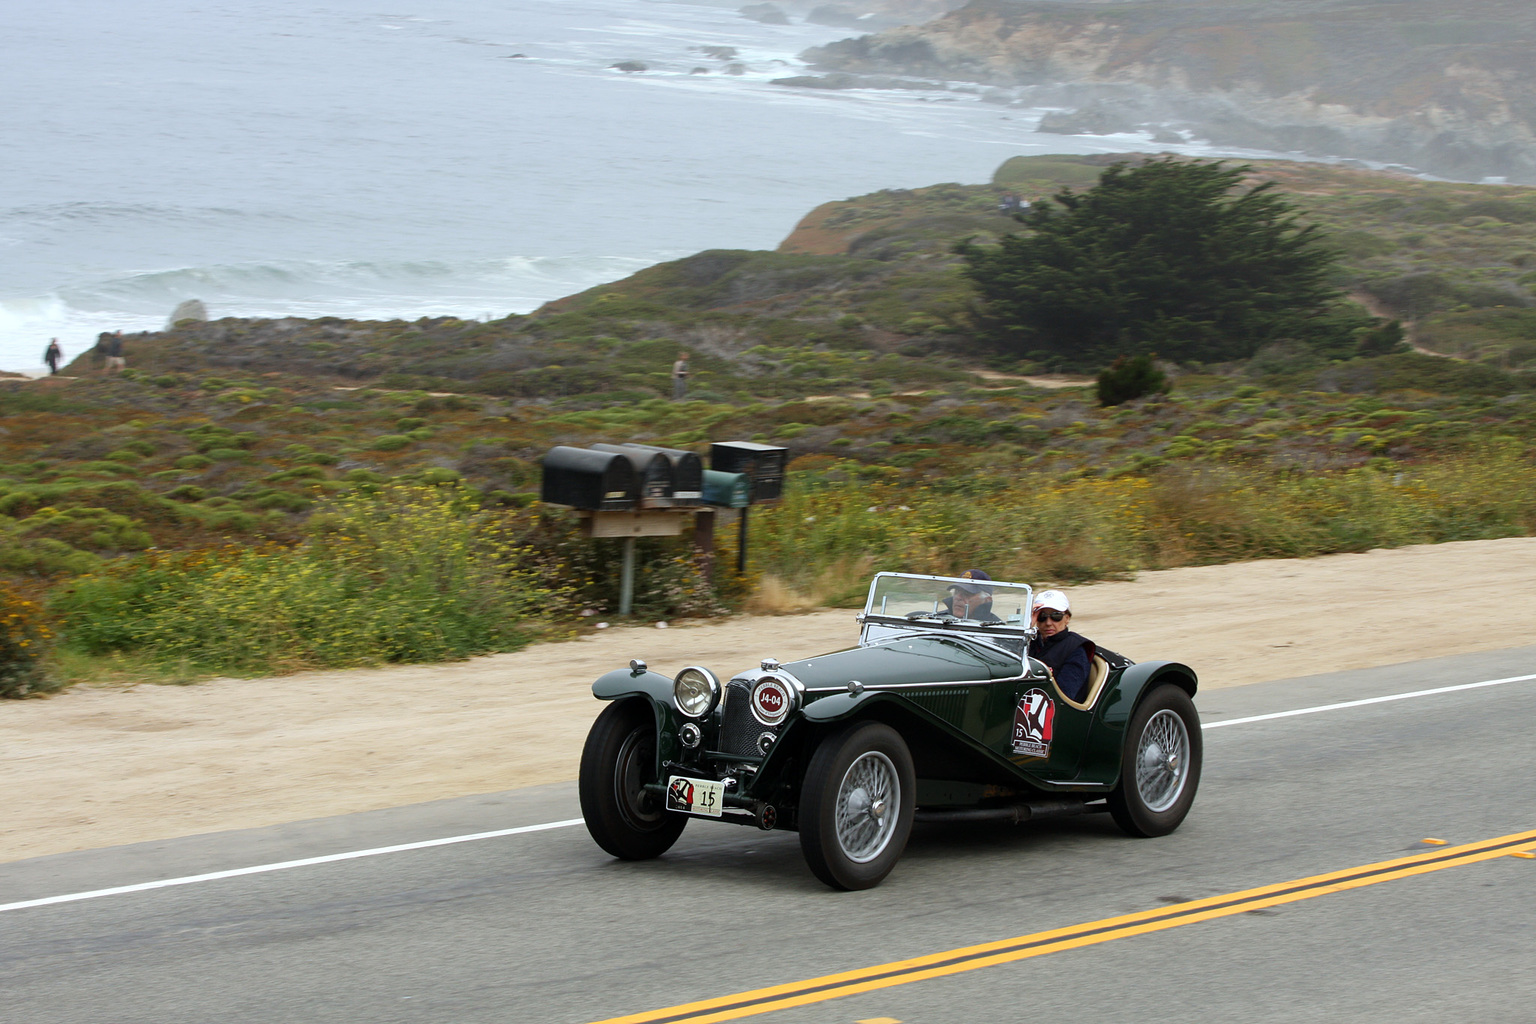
[914,798,1107,825]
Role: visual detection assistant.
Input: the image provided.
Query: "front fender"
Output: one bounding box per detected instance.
[592,668,684,772]
[593,667,676,705]
[1080,660,1199,785]
[799,689,884,722]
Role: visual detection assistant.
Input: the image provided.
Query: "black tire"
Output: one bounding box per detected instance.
[798,721,916,890]
[1108,683,1202,838]
[579,700,687,860]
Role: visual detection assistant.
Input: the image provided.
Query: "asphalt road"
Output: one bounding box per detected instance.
[4,645,1535,1024]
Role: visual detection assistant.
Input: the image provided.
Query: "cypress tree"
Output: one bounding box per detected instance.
[960,158,1346,369]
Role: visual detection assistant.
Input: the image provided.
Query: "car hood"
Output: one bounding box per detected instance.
[780,634,1022,690]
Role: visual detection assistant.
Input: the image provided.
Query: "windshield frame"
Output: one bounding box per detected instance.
[859,572,1037,639]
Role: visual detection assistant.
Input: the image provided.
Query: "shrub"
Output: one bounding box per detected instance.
[0,536,101,576]
[18,507,153,551]
[0,583,57,697]
[51,487,566,674]
[373,434,412,451]
[1356,319,1408,356]
[1098,354,1168,406]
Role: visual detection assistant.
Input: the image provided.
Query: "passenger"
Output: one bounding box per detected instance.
[1027,589,1096,702]
[943,569,1001,622]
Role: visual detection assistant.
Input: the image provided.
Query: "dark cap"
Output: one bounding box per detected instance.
[948,569,992,595]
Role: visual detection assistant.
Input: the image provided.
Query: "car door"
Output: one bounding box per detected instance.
[1000,670,1093,780]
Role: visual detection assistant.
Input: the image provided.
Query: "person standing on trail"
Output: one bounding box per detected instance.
[671,351,689,400]
[43,338,63,374]
[103,331,127,372]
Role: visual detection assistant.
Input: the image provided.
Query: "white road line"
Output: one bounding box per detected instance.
[0,818,583,915]
[6,669,1535,916]
[1201,672,1536,729]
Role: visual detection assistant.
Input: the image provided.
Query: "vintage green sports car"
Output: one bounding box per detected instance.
[579,572,1201,889]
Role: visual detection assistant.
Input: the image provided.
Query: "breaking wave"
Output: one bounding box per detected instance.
[0,254,671,372]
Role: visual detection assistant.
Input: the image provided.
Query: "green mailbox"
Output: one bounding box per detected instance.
[702,469,751,508]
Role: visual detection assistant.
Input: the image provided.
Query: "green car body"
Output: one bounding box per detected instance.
[580,572,1202,889]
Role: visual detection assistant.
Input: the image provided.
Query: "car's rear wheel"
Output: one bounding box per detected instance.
[1108,683,1202,837]
[799,721,916,890]
[579,699,687,860]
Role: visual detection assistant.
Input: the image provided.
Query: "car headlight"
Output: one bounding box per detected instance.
[673,666,720,719]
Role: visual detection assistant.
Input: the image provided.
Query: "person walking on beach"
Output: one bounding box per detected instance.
[43,338,63,375]
[671,350,689,400]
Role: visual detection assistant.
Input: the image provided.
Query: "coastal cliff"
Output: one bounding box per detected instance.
[799,0,1536,182]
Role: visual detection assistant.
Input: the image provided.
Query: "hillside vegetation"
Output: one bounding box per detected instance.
[8,155,1535,689]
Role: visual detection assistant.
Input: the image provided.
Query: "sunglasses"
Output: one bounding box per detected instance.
[1034,609,1066,622]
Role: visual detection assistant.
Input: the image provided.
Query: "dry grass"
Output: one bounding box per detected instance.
[743,575,822,614]
[744,554,879,613]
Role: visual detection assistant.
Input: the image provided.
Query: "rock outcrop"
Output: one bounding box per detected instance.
[800,0,1536,182]
[167,299,208,328]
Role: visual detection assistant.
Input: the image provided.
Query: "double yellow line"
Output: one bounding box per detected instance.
[589,828,1536,1024]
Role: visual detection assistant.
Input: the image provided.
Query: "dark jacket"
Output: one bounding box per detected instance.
[1029,630,1096,702]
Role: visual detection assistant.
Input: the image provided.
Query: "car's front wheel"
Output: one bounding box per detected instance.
[799,721,916,890]
[1108,683,1202,837]
[579,699,687,860]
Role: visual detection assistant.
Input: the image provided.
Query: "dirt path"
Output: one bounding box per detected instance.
[4,537,1535,864]
[972,369,1095,389]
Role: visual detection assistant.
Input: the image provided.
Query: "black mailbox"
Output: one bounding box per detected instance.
[592,444,674,508]
[540,446,637,511]
[710,441,787,502]
[620,443,703,506]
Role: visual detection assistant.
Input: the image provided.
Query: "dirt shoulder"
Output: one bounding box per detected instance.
[4,537,1535,864]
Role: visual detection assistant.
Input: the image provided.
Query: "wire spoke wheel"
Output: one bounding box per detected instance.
[1133,709,1190,813]
[1109,683,1202,838]
[800,721,916,890]
[833,751,900,864]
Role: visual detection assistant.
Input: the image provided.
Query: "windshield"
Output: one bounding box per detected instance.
[863,573,1035,628]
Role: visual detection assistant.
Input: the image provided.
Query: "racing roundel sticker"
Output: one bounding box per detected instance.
[1011,688,1055,759]
[751,677,791,725]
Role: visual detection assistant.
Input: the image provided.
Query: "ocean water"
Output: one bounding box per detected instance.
[1,0,1294,373]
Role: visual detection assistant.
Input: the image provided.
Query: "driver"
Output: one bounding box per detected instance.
[1027,589,1096,702]
[943,569,1001,622]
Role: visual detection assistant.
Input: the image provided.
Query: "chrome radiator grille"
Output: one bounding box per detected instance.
[718,679,765,757]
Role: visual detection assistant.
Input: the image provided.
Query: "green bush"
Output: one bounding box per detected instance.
[1098,354,1169,406]
[51,487,566,674]
[18,507,152,551]
[373,434,412,451]
[0,536,101,576]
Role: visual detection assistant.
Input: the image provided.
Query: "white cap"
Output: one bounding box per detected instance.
[1033,589,1070,613]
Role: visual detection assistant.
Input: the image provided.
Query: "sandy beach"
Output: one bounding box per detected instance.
[3,536,1535,864]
